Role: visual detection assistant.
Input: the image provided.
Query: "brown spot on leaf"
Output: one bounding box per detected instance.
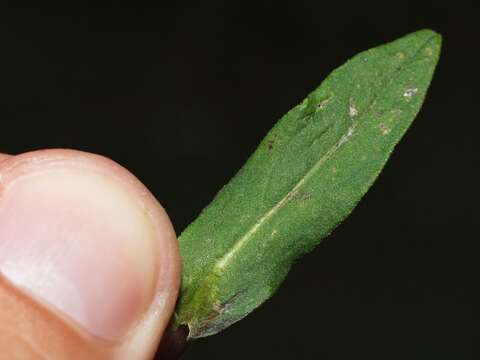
[288,190,312,203]
[267,139,275,150]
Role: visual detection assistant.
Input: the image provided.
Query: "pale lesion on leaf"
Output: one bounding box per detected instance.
[424,47,434,56]
[403,87,418,101]
[315,95,333,112]
[348,101,359,118]
[379,123,392,135]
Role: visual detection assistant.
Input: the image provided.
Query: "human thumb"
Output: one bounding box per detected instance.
[0,149,181,359]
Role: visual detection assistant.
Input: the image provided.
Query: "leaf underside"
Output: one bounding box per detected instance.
[175,29,441,339]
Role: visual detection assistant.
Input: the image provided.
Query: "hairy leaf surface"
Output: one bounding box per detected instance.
[175,30,441,338]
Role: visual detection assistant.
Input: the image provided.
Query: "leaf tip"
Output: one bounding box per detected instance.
[414,28,442,56]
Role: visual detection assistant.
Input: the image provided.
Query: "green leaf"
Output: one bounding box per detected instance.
[175,29,441,338]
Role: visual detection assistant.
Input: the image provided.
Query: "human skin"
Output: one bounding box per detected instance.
[0,149,181,359]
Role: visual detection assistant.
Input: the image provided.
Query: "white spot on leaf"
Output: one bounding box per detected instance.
[403,88,418,101]
[379,123,391,135]
[338,126,355,147]
[349,103,358,118]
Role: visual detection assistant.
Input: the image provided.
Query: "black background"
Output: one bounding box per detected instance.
[2,1,478,359]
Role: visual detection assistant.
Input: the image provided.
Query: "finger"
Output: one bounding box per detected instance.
[0,149,181,359]
[0,153,12,163]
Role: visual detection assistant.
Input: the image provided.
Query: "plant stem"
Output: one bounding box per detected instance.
[155,323,189,360]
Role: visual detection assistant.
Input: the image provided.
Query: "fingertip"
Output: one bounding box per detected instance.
[0,149,181,359]
[0,153,11,164]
